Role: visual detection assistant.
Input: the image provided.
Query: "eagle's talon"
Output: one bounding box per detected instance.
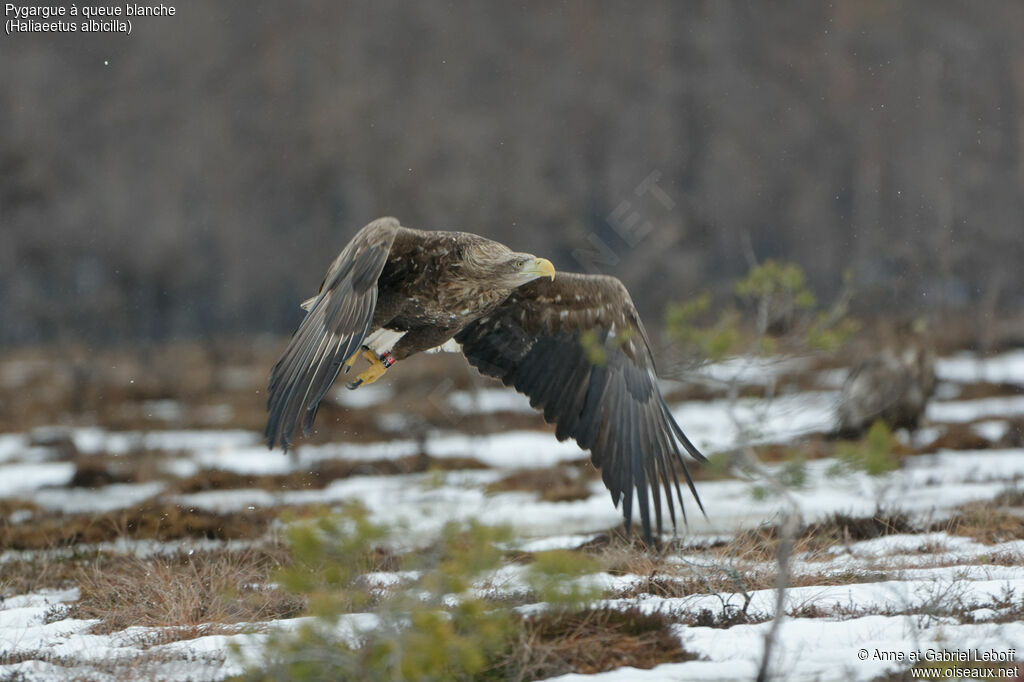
[344,349,362,371]
[346,351,389,389]
[344,346,382,376]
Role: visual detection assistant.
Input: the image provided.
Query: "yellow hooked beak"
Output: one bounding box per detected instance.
[525,257,556,280]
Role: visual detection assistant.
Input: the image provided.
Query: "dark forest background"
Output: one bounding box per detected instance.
[3,1,1023,346]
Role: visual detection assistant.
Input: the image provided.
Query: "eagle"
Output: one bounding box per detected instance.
[265,217,706,541]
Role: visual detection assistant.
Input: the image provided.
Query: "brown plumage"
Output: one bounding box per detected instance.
[266,217,706,541]
[836,346,937,436]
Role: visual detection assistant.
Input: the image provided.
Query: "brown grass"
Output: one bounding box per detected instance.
[487,459,598,502]
[991,489,1024,507]
[662,382,767,403]
[0,341,549,441]
[954,382,1024,401]
[917,423,993,452]
[985,549,1024,566]
[0,554,81,597]
[0,498,42,517]
[718,511,918,562]
[2,641,240,680]
[0,502,290,550]
[749,435,836,464]
[171,453,490,495]
[68,457,139,488]
[799,511,919,549]
[997,417,1024,448]
[496,607,695,680]
[934,502,1024,544]
[69,547,304,634]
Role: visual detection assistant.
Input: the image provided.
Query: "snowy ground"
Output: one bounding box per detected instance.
[2,350,1024,680]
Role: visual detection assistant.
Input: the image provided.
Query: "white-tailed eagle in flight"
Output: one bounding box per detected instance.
[266,217,706,541]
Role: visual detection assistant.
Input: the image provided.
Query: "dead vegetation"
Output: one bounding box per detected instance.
[487,459,598,502]
[0,342,553,445]
[4,337,1024,678]
[496,607,695,679]
[0,644,235,680]
[917,423,994,452]
[706,511,919,564]
[934,502,1024,544]
[953,381,1024,401]
[0,502,291,550]
[68,548,304,634]
[170,453,490,496]
[0,554,82,597]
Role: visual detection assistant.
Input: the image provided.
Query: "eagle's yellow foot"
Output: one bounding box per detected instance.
[343,346,378,375]
[346,349,395,389]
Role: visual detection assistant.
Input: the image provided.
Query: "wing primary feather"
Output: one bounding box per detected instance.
[660,394,709,464]
[552,341,590,439]
[661,399,707,518]
[297,331,346,432]
[605,374,628,516]
[557,374,591,441]
[652,415,680,529]
[578,363,609,452]
[278,326,336,448]
[267,316,327,448]
[265,217,399,451]
[455,270,708,540]
[626,395,653,541]
[636,399,665,536]
[300,332,351,436]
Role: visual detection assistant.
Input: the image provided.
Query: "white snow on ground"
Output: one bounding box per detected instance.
[902,448,1024,487]
[814,367,849,389]
[0,434,29,462]
[447,388,534,414]
[545,617,1024,682]
[71,428,260,455]
[0,538,258,566]
[686,355,812,388]
[141,399,185,422]
[296,438,422,463]
[0,587,378,682]
[828,531,989,559]
[0,462,75,497]
[936,350,1024,385]
[672,617,1024,682]
[611,572,1024,622]
[9,541,1021,682]
[972,419,1010,442]
[172,487,280,514]
[425,430,583,467]
[31,481,167,514]
[330,383,395,409]
[163,446,1024,542]
[670,391,838,453]
[515,534,601,552]
[190,445,299,475]
[4,350,1024,680]
[927,395,1024,422]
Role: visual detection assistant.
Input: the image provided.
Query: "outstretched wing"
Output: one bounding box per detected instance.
[455,272,706,541]
[265,217,400,450]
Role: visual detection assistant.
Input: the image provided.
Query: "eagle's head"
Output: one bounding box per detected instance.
[502,252,556,287]
[463,243,556,288]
